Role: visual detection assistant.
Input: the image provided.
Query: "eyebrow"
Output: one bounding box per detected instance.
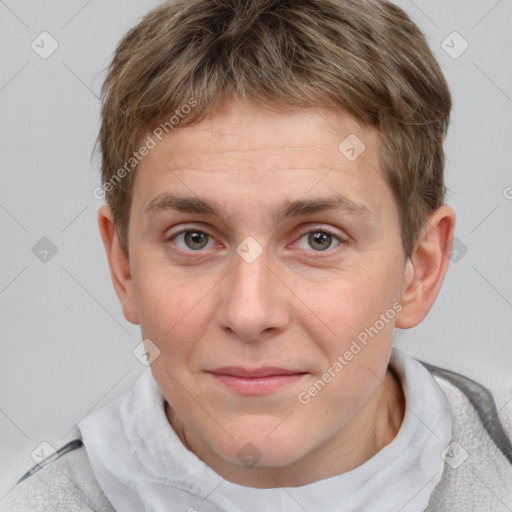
[145,193,372,223]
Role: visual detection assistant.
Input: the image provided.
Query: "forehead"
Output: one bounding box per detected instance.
[154,100,378,167]
[132,100,394,223]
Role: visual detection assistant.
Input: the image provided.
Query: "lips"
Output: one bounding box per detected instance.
[208,366,305,378]
[206,366,308,394]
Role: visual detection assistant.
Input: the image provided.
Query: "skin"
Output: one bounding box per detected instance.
[99,99,455,488]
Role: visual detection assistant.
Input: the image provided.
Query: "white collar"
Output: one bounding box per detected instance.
[78,348,452,512]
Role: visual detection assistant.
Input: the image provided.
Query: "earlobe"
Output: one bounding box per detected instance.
[98,205,140,325]
[395,205,456,329]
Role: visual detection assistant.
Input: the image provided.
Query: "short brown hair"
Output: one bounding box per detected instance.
[97,0,451,257]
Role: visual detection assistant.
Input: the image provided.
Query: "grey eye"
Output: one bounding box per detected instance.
[173,230,212,250]
[306,231,335,251]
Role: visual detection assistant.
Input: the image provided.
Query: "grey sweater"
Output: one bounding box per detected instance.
[1,363,511,512]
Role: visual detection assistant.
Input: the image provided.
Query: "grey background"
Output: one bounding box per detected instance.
[1,0,511,494]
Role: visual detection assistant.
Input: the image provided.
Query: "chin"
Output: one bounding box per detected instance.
[210,427,311,468]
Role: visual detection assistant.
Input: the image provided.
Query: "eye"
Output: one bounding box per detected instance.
[170,230,215,251]
[296,229,343,252]
[167,227,345,254]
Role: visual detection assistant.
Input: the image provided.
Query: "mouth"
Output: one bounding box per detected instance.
[206,367,308,394]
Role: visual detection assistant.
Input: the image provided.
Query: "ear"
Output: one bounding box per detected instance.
[395,205,456,329]
[98,205,139,325]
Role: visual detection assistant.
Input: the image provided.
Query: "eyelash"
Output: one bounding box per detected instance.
[166,225,346,257]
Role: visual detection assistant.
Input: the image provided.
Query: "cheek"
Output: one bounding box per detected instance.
[133,267,213,355]
[301,270,396,341]
[296,265,399,399]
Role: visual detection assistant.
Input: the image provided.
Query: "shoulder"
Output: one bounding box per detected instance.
[0,440,115,512]
[420,361,512,511]
[422,361,512,461]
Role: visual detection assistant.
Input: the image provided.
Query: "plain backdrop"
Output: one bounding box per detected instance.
[1,0,511,494]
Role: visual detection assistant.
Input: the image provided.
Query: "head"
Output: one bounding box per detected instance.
[97,0,455,483]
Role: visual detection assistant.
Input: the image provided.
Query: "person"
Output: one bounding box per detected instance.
[2,0,511,510]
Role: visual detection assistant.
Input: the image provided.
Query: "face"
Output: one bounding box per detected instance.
[123,100,409,480]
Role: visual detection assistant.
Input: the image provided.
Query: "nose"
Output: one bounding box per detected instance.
[216,243,289,343]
